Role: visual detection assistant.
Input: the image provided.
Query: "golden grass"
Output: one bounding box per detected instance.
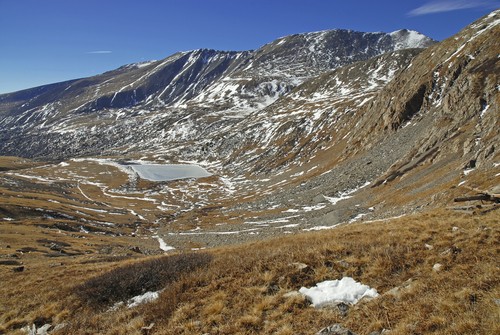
[132,209,500,335]
[2,208,496,334]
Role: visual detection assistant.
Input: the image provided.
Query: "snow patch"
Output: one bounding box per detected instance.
[389,29,433,50]
[127,291,160,308]
[323,181,370,205]
[302,204,326,212]
[349,213,368,223]
[156,236,175,252]
[299,277,379,307]
[480,104,490,118]
[463,168,475,176]
[134,61,156,68]
[303,224,341,232]
[129,209,146,221]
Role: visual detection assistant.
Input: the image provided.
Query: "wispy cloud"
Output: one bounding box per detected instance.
[408,0,497,16]
[86,50,112,54]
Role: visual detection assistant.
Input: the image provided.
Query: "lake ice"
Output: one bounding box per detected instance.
[129,164,211,181]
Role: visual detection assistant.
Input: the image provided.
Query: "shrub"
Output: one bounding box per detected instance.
[74,252,212,308]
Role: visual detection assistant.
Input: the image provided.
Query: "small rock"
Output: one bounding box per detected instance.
[493,298,500,306]
[129,246,142,253]
[316,323,357,335]
[265,283,280,295]
[440,248,451,256]
[319,301,350,316]
[13,265,25,272]
[289,262,309,271]
[433,263,443,272]
[49,243,64,251]
[424,244,433,250]
[452,226,459,232]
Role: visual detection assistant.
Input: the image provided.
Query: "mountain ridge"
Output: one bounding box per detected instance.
[0,28,435,160]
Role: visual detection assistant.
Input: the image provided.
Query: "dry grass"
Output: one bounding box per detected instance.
[0,156,43,171]
[147,209,499,335]
[1,207,498,334]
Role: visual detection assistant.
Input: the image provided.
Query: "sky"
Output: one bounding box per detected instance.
[1,0,498,94]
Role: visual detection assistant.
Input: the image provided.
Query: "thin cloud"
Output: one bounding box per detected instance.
[408,0,496,16]
[86,50,112,54]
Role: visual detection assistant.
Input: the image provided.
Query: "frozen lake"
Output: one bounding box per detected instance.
[129,164,211,181]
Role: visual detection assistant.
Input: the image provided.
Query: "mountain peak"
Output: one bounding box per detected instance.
[389,29,436,49]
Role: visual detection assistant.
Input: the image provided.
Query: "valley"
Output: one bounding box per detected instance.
[0,9,498,335]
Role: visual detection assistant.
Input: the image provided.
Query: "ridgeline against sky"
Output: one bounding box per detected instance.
[0,0,498,93]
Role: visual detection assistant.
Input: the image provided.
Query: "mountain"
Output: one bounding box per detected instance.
[0,9,498,230]
[0,29,434,159]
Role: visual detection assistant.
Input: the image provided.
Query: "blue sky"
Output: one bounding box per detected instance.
[0,0,498,94]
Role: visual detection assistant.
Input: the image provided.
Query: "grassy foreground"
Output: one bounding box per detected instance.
[1,208,498,334]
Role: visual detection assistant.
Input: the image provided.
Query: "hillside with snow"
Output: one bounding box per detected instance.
[0,10,498,242]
